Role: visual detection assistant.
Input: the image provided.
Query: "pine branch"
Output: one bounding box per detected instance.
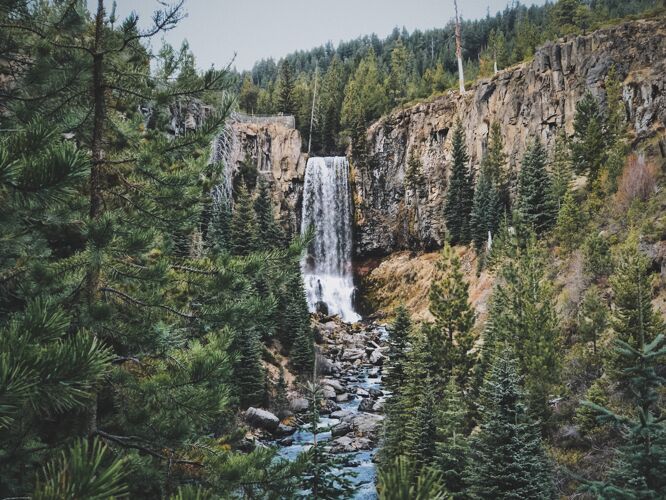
[100,286,196,319]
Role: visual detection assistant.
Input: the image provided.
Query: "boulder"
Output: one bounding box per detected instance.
[275,424,296,437]
[245,407,279,433]
[351,413,384,437]
[322,386,336,399]
[321,378,345,393]
[331,421,352,437]
[330,436,372,453]
[368,388,383,398]
[335,392,349,403]
[341,348,365,361]
[356,387,370,397]
[357,398,376,412]
[320,398,340,414]
[330,409,352,420]
[369,349,384,365]
[289,397,309,413]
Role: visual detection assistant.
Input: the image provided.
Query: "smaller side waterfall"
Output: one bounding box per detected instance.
[301,157,360,323]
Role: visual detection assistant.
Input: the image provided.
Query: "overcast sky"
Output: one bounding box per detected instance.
[104,0,547,71]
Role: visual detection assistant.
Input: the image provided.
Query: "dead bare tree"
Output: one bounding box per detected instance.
[454,0,465,93]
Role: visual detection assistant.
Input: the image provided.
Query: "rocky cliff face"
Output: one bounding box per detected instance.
[353,19,666,257]
[227,118,307,237]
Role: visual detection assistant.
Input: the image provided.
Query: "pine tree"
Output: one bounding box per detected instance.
[378,456,447,500]
[208,198,232,254]
[273,370,291,420]
[549,129,573,211]
[407,378,438,473]
[239,74,259,113]
[555,189,585,253]
[518,139,556,235]
[230,182,259,256]
[444,121,474,245]
[287,273,314,373]
[254,179,284,250]
[385,305,412,394]
[232,329,266,408]
[318,56,345,154]
[428,245,476,388]
[277,59,296,116]
[300,381,355,499]
[471,163,502,252]
[607,237,663,377]
[465,346,556,499]
[571,92,606,181]
[480,234,560,419]
[578,333,666,497]
[605,65,629,191]
[436,377,469,497]
[485,121,510,213]
[388,39,411,108]
[577,285,608,356]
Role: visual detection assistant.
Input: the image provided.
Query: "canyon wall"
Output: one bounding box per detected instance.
[228,118,307,237]
[353,18,666,257]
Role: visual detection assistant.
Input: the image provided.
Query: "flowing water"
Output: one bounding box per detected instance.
[301,157,360,323]
[274,344,387,499]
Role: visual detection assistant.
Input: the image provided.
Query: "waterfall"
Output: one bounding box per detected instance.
[301,157,360,323]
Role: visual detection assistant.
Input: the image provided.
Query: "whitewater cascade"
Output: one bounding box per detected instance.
[301,157,360,323]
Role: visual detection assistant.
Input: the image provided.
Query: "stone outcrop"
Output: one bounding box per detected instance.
[228,118,307,237]
[353,19,666,257]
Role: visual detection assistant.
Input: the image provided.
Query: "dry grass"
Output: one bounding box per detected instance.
[615,153,660,211]
[362,247,494,327]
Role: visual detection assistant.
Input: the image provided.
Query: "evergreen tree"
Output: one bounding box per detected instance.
[549,129,573,211]
[287,273,314,373]
[231,328,266,408]
[378,457,447,500]
[605,65,629,191]
[318,56,345,154]
[579,334,666,497]
[385,305,412,394]
[465,347,556,499]
[578,285,608,356]
[428,245,476,388]
[341,48,388,129]
[300,381,355,499]
[254,179,284,250]
[480,234,560,419]
[388,39,411,107]
[518,139,556,235]
[230,182,259,256]
[571,92,606,181]
[407,378,438,473]
[277,59,296,116]
[555,189,585,253]
[435,377,469,497]
[239,74,259,113]
[583,231,613,280]
[444,121,474,245]
[607,237,663,376]
[485,121,511,213]
[471,163,502,252]
[208,198,232,254]
[273,370,291,420]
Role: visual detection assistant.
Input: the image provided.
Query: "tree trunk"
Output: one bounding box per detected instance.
[87,0,106,437]
[454,0,465,93]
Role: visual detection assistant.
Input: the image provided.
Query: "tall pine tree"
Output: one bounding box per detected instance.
[465,346,556,499]
[444,121,474,245]
[518,139,556,235]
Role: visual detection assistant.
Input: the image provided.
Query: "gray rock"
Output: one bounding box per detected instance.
[369,349,384,365]
[335,392,349,403]
[322,386,336,399]
[331,421,352,437]
[368,388,383,398]
[289,397,309,413]
[330,409,352,419]
[357,398,376,412]
[342,348,365,361]
[351,413,384,437]
[356,387,370,397]
[321,378,345,393]
[275,424,296,436]
[330,436,372,453]
[245,407,279,433]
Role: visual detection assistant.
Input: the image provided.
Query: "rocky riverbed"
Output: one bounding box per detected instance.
[243,318,389,498]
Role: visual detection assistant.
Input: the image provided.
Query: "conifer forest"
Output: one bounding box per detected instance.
[1,0,666,498]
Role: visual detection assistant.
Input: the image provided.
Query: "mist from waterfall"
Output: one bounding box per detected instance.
[301,157,360,323]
